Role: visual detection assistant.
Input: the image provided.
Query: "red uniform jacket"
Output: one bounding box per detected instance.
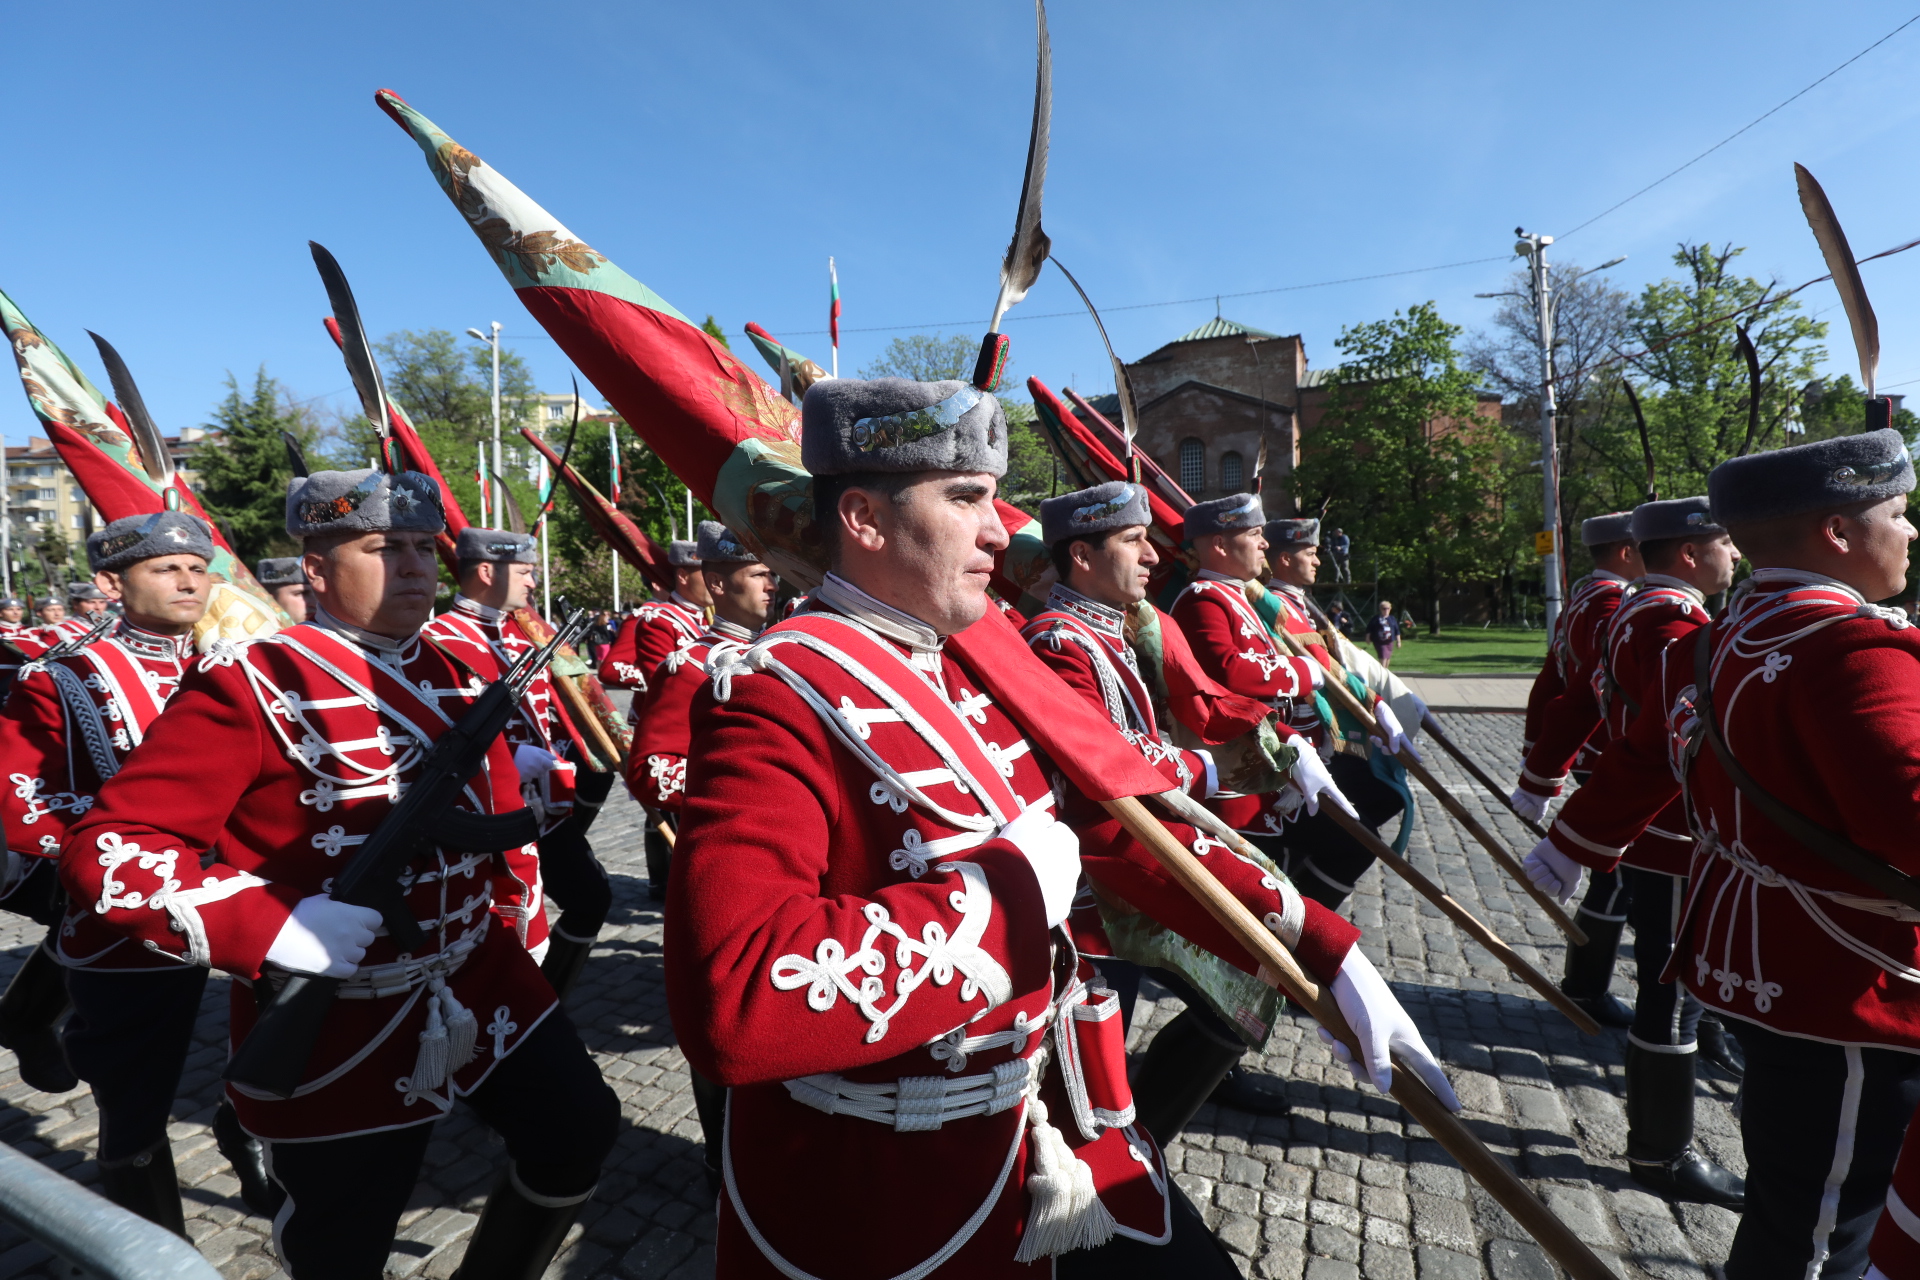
[669,593,1353,1278]
[626,616,755,811]
[1547,570,1920,1049]
[596,594,704,692]
[59,622,554,1140]
[1874,1121,1920,1276]
[0,622,195,970]
[1552,575,1705,875]
[1517,571,1630,794]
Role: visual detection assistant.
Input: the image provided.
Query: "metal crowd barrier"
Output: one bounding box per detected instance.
[0,1141,220,1279]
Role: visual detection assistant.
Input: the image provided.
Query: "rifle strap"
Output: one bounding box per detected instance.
[1690,623,1920,913]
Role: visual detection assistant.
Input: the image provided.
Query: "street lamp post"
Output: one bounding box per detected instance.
[465,322,503,526]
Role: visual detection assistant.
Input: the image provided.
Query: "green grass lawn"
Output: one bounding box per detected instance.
[1378,625,1548,676]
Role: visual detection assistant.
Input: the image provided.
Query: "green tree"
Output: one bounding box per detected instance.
[701,316,732,350]
[1292,303,1511,633]
[194,368,324,562]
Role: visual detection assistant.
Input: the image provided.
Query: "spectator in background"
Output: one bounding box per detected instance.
[1328,527,1353,582]
[1368,600,1401,666]
[1329,603,1356,638]
[589,610,619,664]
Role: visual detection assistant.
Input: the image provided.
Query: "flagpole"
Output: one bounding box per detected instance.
[540,452,552,617]
[829,256,841,380]
[609,423,621,611]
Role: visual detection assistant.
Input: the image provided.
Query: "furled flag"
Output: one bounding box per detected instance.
[828,257,841,378]
[608,422,620,505]
[476,445,491,526]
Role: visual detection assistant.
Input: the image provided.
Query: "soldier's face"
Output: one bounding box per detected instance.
[1200,527,1266,581]
[1839,493,1916,601]
[102,556,210,634]
[75,598,110,615]
[706,562,777,629]
[675,564,713,609]
[836,470,1009,636]
[1068,525,1157,609]
[0,607,20,623]
[305,531,441,638]
[271,583,310,623]
[1270,544,1320,587]
[38,604,64,623]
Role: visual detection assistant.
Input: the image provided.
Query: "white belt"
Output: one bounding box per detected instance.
[784,1055,1033,1132]
[291,917,490,1000]
[1712,836,1920,922]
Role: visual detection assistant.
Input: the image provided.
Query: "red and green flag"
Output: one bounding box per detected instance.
[828,257,841,377]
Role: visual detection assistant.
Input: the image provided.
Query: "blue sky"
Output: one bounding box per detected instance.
[6,0,1920,445]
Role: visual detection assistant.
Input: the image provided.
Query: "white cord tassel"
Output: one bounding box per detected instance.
[1014,1087,1115,1260]
[441,985,478,1070]
[412,981,451,1094]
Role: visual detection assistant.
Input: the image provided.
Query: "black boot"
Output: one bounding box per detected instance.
[1210,1065,1292,1117]
[212,1098,284,1220]
[453,1165,593,1280]
[643,821,672,903]
[1695,1013,1745,1081]
[0,944,76,1093]
[540,933,595,999]
[1130,1008,1248,1147]
[1560,915,1634,1028]
[1625,1044,1745,1208]
[97,1139,186,1236]
[690,1069,728,1199]
[567,767,617,840]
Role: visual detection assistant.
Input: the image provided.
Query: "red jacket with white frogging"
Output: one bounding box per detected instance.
[626,618,754,811]
[58,623,555,1140]
[1546,570,1920,1050]
[668,600,1354,1278]
[596,594,703,693]
[1517,571,1630,792]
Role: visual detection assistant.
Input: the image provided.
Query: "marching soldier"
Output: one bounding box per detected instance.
[424,528,615,997]
[0,594,42,697]
[1523,431,1920,1276]
[256,556,311,623]
[33,597,67,632]
[667,377,1454,1277]
[597,538,705,899]
[60,469,618,1279]
[1018,480,1355,1133]
[1512,512,1642,1026]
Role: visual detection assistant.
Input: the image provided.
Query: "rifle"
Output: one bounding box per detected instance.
[31,610,118,663]
[225,607,593,1098]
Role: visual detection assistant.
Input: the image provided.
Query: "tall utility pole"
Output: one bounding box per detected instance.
[1,446,12,597]
[1514,229,1564,639]
[466,322,503,523]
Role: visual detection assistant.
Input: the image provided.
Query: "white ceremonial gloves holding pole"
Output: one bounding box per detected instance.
[1521,836,1586,907]
[1000,802,1081,928]
[1317,947,1461,1110]
[1369,701,1422,763]
[1290,741,1357,819]
[267,895,383,979]
[1508,787,1551,825]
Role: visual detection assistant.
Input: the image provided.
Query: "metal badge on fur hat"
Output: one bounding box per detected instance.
[284,469,446,539]
[1263,517,1320,550]
[454,527,537,565]
[86,511,217,573]
[1038,481,1151,547]
[695,520,757,564]
[1709,427,1915,525]
[255,557,306,587]
[1630,496,1721,543]
[801,377,1009,478]
[1580,512,1635,546]
[1183,493,1265,542]
[665,540,701,567]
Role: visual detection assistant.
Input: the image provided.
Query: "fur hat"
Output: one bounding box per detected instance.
[255,557,306,588]
[0,597,22,610]
[1631,496,1722,543]
[666,540,700,568]
[86,511,216,574]
[1038,481,1152,547]
[285,469,445,540]
[802,378,1008,478]
[1184,493,1266,542]
[1264,518,1320,550]
[695,520,757,564]
[455,527,537,565]
[1709,428,1915,525]
[1580,512,1635,546]
[66,582,109,602]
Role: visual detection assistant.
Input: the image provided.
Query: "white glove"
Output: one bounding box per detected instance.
[1317,948,1460,1108]
[512,745,558,783]
[1305,657,1326,690]
[1522,835,1585,907]
[999,803,1081,928]
[1369,701,1422,763]
[1508,787,1550,825]
[1290,742,1357,820]
[266,894,383,979]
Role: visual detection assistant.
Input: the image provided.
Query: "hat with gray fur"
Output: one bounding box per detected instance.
[1709,428,1915,525]
[1184,493,1266,542]
[455,527,537,565]
[666,540,700,568]
[285,469,445,540]
[255,557,305,588]
[1580,512,1635,546]
[802,377,1008,478]
[66,582,109,602]
[1631,496,1722,543]
[86,511,216,574]
[695,520,757,564]
[1264,518,1320,550]
[1039,481,1152,547]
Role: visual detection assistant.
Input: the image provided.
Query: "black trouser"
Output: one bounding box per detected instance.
[64,965,209,1161]
[1097,960,1242,1050]
[538,823,613,944]
[1283,753,1407,908]
[265,1009,619,1280]
[1056,1182,1239,1278]
[1622,868,1700,1051]
[1577,864,1630,927]
[1724,1021,1920,1280]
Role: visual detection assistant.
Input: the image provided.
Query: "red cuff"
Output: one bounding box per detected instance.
[1294,899,1360,983]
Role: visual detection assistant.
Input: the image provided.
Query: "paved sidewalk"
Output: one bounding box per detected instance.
[1397,675,1533,713]
[0,713,1737,1279]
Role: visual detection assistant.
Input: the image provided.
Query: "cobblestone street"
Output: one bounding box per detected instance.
[0,711,1742,1279]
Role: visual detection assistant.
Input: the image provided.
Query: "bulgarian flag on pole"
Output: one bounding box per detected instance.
[828,257,841,379]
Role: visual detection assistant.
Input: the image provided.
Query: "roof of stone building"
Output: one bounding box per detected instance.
[1171,317,1279,343]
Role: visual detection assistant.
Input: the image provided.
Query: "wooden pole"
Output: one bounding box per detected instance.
[1420,712,1549,840]
[1103,794,1615,1280]
[1268,624,1587,945]
[554,672,628,772]
[1156,788,1596,1035]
